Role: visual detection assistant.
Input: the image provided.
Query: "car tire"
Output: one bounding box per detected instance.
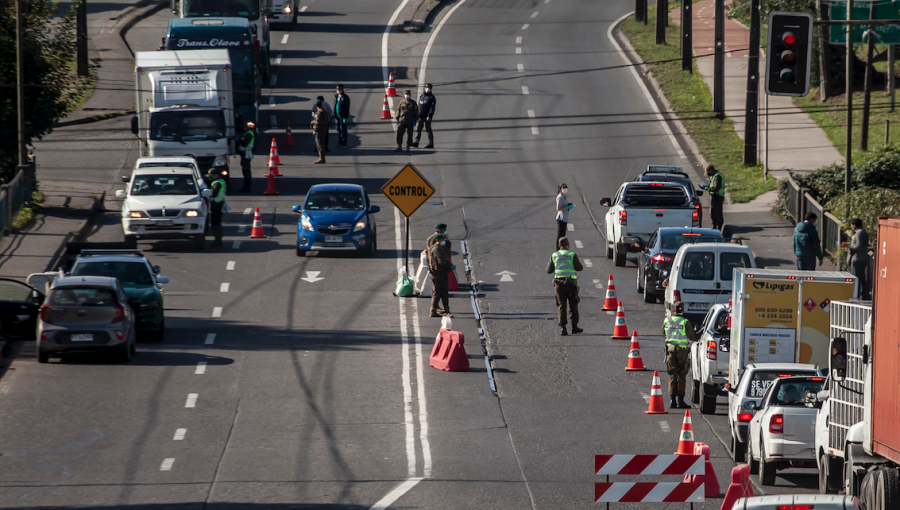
[124,234,137,249]
[614,246,626,267]
[192,234,206,251]
[366,230,376,257]
[691,380,700,404]
[871,466,900,510]
[37,349,49,364]
[149,318,165,342]
[643,275,656,303]
[606,242,613,260]
[699,383,717,414]
[636,268,644,293]
[296,244,305,257]
[732,432,746,463]
[759,442,777,486]
[749,444,760,475]
[820,452,840,494]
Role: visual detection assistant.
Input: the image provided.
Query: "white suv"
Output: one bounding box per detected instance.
[116,167,212,250]
[690,303,731,414]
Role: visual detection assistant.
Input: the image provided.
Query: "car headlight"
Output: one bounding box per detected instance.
[214,155,227,167]
[129,211,147,218]
[301,214,314,231]
[353,218,367,232]
[283,4,291,13]
[185,210,199,217]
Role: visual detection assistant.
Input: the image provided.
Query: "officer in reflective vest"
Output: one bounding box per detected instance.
[238,121,256,193]
[208,167,227,247]
[545,237,584,336]
[700,164,725,231]
[662,301,698,409]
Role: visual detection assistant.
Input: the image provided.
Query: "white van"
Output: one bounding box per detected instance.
[664,240,755,323]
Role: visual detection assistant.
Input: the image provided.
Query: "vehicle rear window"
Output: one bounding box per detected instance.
[772,379,825,406]
[305,191,365,211]
[622,185,689,206]
[720,252,752,281]
[72,262,154,286]
[49,288,117,306]
[681,252,714,280]
[746,370,817,398]
[138,162,197,171]
[660,235,722,251]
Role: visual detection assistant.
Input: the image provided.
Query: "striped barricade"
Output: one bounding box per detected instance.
[594,455,705,504]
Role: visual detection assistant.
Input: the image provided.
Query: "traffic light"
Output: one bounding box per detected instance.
[766,12,813,97]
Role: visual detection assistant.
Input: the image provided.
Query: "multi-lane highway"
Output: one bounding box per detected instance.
[0,0,822,508]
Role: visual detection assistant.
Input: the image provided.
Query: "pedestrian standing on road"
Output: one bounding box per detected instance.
[429,233,454,318]
[311,100,329,164]
[701,164,725,230]
[334,84,350,147]
[426,223,447,250]
[662,301,697,409]
[844,218,870,299]
[310,95,333,153]
[793,212,824,270]
[395,89,419,152]
[237,121,256,193]
[546,237,583,336]
[413,83,436,149]
[208,167,226,247]
[555,183,574,249]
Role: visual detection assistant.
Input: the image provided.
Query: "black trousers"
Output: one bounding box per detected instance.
[711,195,725,229]
[415,118,433,144]
[336,118,348,145]
[556,220,567,249]
[554,278,579,326]
[850,258,870,298]
[397,123,414,147]
[239,154,252,190]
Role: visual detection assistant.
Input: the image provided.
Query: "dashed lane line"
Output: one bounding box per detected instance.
[185,394,198,408]
[173,429,187,440]
[516,36,522,44]
[212,307,222,318]
[160,458,175,471]
[566,222,573,230]
[531,127,539,135]
[220,283,230,292]
[522,23,529,29]
[516,47,521,54]
[574,240,584,248]
[226,261,235,270]
[243,207,252,215]
[528,109,535,118]
[269,115,277,128]
[205,333,216,344]
[584,258,593,267]
[232,240,241,249]
[531,11,539,17]
[522,86,529,95]
[275,53,282,65]
[300,5,307,11]
[238,225,246,233]
[270,74,277,86]
[195,362,207,375]
[659,421,671,432]
[281,34,289,44]
[268,96,275,107]
[517,63,524,72]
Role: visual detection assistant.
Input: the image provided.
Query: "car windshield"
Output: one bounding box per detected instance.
[130,175,198,196]
[660,235,721,251]
[72,261,155,286]
[720,252,753,281]
[184,0,259,20]
[149,111,226,141]
[772,380,825,406]
[49,287,117,306]
[681,251,715,280]
[746,370,817,398]
[305,191,365,211]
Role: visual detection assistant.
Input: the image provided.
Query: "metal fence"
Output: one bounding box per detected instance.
[0,165,35,236]
[784,174,845,263]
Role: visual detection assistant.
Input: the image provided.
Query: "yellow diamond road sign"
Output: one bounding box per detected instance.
[381,163,435,218]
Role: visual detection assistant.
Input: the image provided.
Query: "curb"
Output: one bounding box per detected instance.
[44,191,106,273]
[402,0,447,32]
[56,111,134,129]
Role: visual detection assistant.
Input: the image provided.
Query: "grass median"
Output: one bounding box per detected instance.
[619,6,776,203]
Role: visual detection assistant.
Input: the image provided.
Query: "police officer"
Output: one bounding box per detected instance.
[700,164,725,230]
[208,167,227,247]
[429,233,454,318]
[413,83,436,149]
[545,237,584,335]
[395,90,419,152]
[237,121,256,193]
[334,84,350,147]
[662,301,698,409]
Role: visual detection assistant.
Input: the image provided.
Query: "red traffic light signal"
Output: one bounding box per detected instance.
[766,12,813,97]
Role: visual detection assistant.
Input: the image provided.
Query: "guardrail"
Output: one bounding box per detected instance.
[784,173,845,264]
[0,164,35,236]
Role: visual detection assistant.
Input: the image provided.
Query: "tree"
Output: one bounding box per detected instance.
[0,0,86,182]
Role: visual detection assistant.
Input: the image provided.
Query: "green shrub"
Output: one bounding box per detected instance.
[793,145,900,205]
[829,188,900,246]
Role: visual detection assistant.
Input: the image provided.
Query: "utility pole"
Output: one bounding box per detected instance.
[76,0,89,76]
[817,0,830,101]
[681,0,692,72]
[889,45,896,112]
[861,1,875,151]
[16,0,27,166]
[713,0,725,118]
[635,0,644,22]
[743,0,760,165]
[845,0,854,195]
[656,0,666,44]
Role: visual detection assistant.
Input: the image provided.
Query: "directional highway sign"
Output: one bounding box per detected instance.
[829,2,900,44]
[381,163,435,217]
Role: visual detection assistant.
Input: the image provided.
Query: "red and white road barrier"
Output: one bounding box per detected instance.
[594,482,704,503]
[595,454,703,476]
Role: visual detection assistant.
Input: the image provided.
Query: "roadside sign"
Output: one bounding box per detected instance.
[829,2,900,44]
[381,163,435,218]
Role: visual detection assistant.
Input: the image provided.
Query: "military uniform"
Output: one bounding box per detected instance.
[209,171,226,247]
[311,107,329,164]
[414,87,436,148]
[707,168,725,230]
[429,235,452,317]
[395,93,419,151]
[545,243,584,335]
[662,307,698,408]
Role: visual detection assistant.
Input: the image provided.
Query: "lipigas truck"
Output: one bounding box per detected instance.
[130,49,236,173]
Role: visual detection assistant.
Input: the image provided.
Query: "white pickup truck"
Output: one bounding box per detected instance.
[601,182,699,266]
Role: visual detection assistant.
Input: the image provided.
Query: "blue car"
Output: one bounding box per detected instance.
[293,184,381,256]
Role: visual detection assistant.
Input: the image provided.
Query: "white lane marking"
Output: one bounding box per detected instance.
[516,36,522,44]
[531,126,539,135]
[496,271,516,282]
[281,34,289,44]
[545,0,551,3]
[301,271,324,283]
[642,392,651,403]
[212,307,222,318]
[270,74,277,86]
[220,283,230,292]
[522,86,529,95]
[410,298,432,478]
[566,222,573,230]
[195,362,208,375]
[173,429,187,440]
[531,11,539,17]
[232,240,241,249]
[243,207,252,215]
[269,115,277,128]
[369,478,424,510]
[205,333,216,345]
[575,240,584,248]
[275,53,282,65]
[382,0,411,98]
[226,261,235,270]
[516,47,522,54]
[659,421,671,433]
[528,110,536,118]
[268,96,275,107]
[185,394,198,408]
[607,13,686,159]
[300,5,307,11]
[416,0,468,99]
[395,210,416,478]
[522,23,529,29]
[238,225,246,233]
[160,458,175,471]
[517,63,524,72]
[584,258,593,267]
[594,279,604,289]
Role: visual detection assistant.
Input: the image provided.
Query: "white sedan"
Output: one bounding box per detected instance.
[747,375,826,486]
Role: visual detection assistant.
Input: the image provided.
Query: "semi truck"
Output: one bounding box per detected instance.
[164,18,261,128]
[130,50,235,173]
[816,218,900,509]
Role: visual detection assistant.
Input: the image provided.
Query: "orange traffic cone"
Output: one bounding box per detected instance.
[602,275,618,310]
[387,71,397,97]
[644,370,669,414]
[284,122,295,146]
[267,145,280,177]
[249,207,266,238]
[270,138,281,164]
[263,172,279,195]
[611,301,630,339]
[675,410,695,454]
[381,95,392,120]
[624,331,647,371]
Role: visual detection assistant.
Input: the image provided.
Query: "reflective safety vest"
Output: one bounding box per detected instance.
[241,129,255,151]
[664,316,690,347]
[211,178,226,203]
[709,171,725,197]
[552,250,577,279]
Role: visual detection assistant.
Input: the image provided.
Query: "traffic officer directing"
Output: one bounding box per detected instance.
[395,90,419,152]
[413,83,436,149]
[429,233,454,318]
[662,301,698,409]
[701,164,725,230]
[545,237,583,335]
[208,167,227,247]
[237,121,256,193]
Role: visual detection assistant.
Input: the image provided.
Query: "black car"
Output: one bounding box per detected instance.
[636,227,723,303]
[635,171,704,225]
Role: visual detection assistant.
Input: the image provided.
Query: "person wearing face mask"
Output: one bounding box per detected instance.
[429,233,454,317]
[334,84,350,147]
[556,183,574,249]
[413,83,436,149]
[395,89,419,152]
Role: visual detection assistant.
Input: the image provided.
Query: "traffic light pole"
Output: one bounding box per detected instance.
[656,0,666,44]
[16,0,27,166]
[861,1,876,151]
[845,0,854,195]
[713,0,725,118]
[681,0,692,72]
[743,0,760,166]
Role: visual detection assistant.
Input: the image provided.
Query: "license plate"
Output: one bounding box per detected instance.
[687,302,710,310]
[71,333,93,342]
[324,236,342,243]
[155,219,173,226]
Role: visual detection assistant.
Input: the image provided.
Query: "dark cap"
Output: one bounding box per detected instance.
[336,84,344,88]
[404,89,412,95]
[315,99,323,107]
[316,96,324,101]
[426,83,433,88]
[435,223,447,230]
[705,164,716,174]
[673,301,685,313]
[433,233,445,240]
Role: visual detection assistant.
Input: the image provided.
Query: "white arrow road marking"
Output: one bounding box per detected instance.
[301,271,324,283]
[495,271,517,282]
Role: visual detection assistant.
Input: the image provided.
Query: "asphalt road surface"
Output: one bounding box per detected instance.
[3,0,821,508]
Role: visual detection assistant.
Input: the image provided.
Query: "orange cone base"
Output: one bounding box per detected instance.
[263,174,279,195]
